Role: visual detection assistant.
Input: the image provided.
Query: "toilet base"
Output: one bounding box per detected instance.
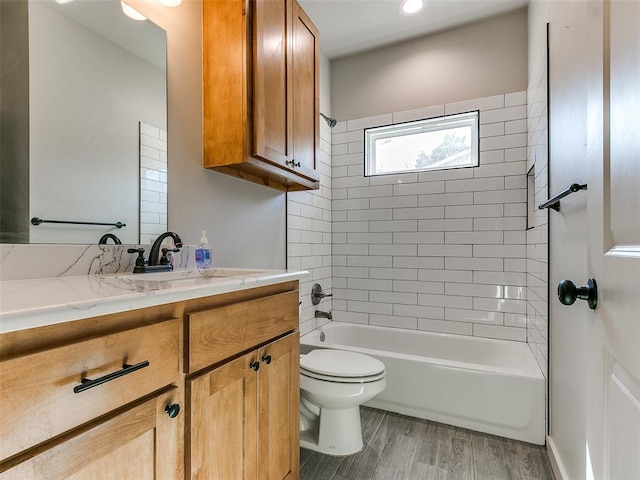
[300,406,364,456]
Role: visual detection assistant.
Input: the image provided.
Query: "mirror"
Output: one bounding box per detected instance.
[0,0,167,244]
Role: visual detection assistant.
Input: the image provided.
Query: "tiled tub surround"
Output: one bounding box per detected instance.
[288,122,333,335]
[526,23,550,379]
[331,92,529,342]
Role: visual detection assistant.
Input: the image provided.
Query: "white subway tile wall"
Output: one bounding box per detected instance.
[330,92,529,342]
[527,42,549,379]
[139,122,168,245]
[287,122,333,336]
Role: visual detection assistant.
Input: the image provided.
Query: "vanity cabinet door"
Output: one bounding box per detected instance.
[1,389,182,480]
[188,351,258,480]
[257,332,299,480]
[187,332,300,480]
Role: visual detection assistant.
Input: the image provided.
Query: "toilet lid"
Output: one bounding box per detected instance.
[300,349,385,378]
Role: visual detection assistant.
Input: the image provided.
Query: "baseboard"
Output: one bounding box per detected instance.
[546,436,569,480]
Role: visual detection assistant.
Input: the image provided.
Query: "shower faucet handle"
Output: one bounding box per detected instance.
[311,283,332,305]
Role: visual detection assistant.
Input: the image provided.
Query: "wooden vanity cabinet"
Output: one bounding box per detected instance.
[185,290,300,480]
[0,281,301,480]
[203,0,320,192]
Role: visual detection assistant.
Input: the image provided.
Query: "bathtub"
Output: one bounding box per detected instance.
[300,322,545,445]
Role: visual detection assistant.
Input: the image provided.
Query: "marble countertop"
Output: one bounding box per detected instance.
[0,268,308,334]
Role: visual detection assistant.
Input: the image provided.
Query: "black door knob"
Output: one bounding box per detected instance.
[262,354,272,364]
[557,278,598,310]
[165,403,180,418]
[249,361,260,371]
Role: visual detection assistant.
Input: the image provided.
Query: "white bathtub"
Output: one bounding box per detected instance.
[300,322,545,445]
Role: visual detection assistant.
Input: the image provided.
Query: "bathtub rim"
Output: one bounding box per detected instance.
[300,322,544,380]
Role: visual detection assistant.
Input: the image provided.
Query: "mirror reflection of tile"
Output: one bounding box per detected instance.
[139,122,168,245]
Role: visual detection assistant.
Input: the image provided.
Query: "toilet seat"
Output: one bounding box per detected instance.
[300,368,386,383]
[300,349,385,384]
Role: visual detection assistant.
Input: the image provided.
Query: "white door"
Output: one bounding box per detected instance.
[584,0,640,478]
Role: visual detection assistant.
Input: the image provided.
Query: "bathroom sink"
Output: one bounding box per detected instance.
[105,268,267,284]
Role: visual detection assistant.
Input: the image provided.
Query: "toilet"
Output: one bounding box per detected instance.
[299,349,387,456]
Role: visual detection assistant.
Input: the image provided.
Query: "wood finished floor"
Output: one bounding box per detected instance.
[300,407,554,480]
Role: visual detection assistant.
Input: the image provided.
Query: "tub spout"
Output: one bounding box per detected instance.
[314,310,332,320]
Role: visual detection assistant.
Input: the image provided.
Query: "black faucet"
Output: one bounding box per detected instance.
[98,233,122,245]
[148,232,183,266]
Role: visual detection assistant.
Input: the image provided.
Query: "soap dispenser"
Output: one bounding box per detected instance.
[195,230,212,269]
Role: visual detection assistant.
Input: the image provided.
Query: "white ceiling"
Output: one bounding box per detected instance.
[298,0,528,59]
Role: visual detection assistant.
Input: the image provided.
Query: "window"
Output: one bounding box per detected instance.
[365,111,479,176]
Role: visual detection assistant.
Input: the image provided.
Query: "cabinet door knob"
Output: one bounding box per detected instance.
[165,403,180,418]
[249,361,260,371]
[557,278,598,309]
[262,354,272,364]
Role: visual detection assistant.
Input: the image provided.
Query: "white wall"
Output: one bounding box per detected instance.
[319,53,331,117]
[539,0,591,478]
[125,0,287,269]
[547,19,590,480]
[28,1,166,244]
[330,9,528,121]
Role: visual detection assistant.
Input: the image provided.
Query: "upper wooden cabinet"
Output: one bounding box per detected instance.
[203,0,320,191]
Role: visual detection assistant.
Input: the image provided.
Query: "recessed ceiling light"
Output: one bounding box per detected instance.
[400,0,425,15]
[120,0,147,21]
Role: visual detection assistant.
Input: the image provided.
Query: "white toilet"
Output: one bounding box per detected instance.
[299,349,386,456]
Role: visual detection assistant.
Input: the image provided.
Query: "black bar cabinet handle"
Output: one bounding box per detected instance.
[73,360,150,393]
[538,183,587,212]
[31,217,126,228]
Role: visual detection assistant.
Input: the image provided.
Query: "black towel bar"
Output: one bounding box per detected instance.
[31,217,126,228]
[538,183,587,212]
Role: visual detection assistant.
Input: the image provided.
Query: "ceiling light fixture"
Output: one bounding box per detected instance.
[120,0,147,21]
[400,0,425,15]
[157,0,183,6]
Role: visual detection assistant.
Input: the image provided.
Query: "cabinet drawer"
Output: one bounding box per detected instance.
[0,319,180,461]
[187,290,298,373]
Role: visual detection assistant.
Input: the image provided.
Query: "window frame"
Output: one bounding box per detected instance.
[364,110,480,177]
